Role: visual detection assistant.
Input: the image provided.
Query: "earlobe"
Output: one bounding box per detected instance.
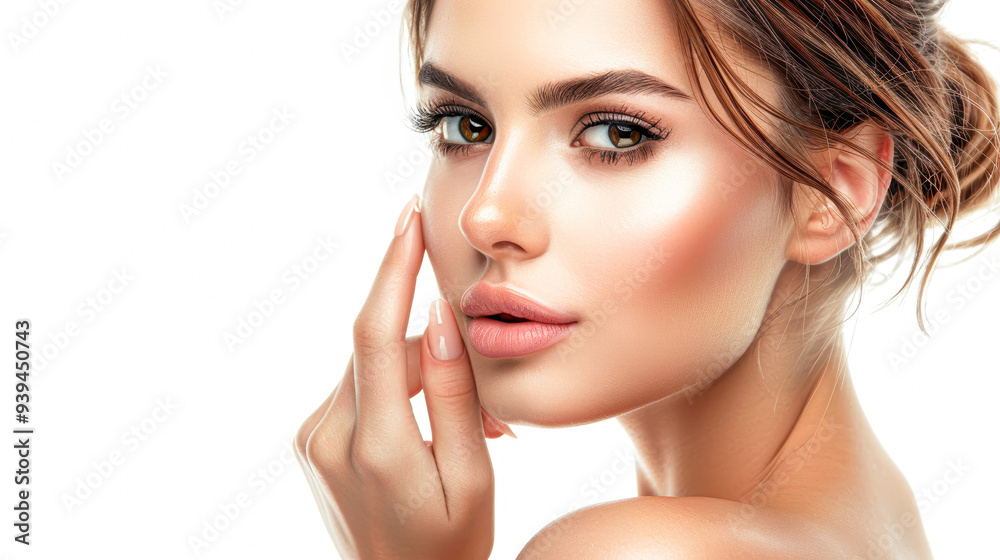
[785,124,894,265]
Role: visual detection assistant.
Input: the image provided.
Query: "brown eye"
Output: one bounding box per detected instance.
[609,124,641,148]
[574,121,655,151]
[459,116,492,142]
[436,114,495,145]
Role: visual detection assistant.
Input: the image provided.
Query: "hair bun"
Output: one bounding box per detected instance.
[924,28,1000,219]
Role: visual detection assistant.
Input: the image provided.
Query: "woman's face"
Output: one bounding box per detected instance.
[419,0,793,427]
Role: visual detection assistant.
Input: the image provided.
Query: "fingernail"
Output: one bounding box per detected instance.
[394,193,421,238]
[427,298,464,361]
[482,406,517,439]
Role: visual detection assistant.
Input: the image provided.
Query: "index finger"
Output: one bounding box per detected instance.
[352,193,424,441]
[295,332,425,465]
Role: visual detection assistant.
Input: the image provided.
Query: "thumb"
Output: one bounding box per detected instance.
[419,298,491,488]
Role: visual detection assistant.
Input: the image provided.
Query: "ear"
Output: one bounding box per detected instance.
[786,122,894,265]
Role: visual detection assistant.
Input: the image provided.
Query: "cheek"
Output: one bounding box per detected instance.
[422,166,476,300]
[534,154,788,425]
[644,156,785,323]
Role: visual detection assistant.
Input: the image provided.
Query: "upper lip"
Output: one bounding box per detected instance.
[461,282,578,324]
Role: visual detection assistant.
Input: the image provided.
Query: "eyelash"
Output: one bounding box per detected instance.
[406,101,484,159]
[405,97,671,167]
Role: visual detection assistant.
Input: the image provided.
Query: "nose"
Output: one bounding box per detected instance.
[458,134,552,262]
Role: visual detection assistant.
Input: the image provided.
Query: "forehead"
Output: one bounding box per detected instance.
[422,0,691,102]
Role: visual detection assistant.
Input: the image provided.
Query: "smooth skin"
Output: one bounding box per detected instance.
[296,0,935,558]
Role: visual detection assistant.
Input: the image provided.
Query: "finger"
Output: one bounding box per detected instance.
[353,193,424,441]
[419,298,491,491]
[300,355,358,480]
[301,334,425,481]
[293,436,338,533]
[481,408,506,439]
[405,333,423,398]
[295,353,355,468]
[295,391,337,468]
[321,335,424,434]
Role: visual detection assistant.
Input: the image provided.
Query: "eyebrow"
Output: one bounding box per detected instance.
[417,61,693,116]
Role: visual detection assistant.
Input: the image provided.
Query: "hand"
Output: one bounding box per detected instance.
[294,194,509,560]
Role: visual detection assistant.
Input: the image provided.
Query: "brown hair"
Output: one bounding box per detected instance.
[401,0,1000,333]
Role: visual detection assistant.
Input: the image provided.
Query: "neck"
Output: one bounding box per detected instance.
[616,262,858,501]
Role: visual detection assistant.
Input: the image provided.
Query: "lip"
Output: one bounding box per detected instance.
[461,282,578,358]
[461,282,578,324]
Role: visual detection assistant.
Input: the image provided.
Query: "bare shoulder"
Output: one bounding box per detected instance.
[515,496,847,560]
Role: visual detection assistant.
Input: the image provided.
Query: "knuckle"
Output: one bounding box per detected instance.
[352,315,391,354]
[293,423,313,468]
[303,430,344,474]
[384,251,408,269]
[350,436,397,477]
[431,373,476,401]
[463,469,494,496]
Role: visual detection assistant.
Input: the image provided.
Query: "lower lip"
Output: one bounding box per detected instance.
[467,317,578,358]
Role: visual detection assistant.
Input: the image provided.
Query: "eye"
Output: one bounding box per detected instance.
[573,122,654,149]
[568,109,671,167]
[435,115,494,144]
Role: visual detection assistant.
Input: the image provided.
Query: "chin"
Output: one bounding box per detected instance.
[467,346,651,430]
[468,350,590,429]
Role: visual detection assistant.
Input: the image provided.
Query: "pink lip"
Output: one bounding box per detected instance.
[461,283,578,358]
[466,318,578,358]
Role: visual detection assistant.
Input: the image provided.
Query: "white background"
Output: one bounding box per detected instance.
[0,0,997,558]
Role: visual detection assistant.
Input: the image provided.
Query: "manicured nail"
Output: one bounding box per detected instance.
[427,298,464,361]
[482,406,517,439]
[394,193,421,238]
